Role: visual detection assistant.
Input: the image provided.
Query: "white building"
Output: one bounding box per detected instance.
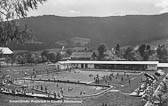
[56,60,159,71]
[0,47,13,61]
[0,47,13,55]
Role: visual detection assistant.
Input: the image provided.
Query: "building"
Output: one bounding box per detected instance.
[73,47,89,52]
[0,47,13,61]
[70,52,96,60]
[56,60,159,71]
[0,47,13,55]
[157,63,168,70]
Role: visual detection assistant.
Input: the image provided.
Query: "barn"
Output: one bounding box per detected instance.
[0,47,13,62]
[0,47,13,55]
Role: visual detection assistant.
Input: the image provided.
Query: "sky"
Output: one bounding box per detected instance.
[28,0,168,17]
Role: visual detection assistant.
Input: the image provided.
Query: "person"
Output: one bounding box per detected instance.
[61,95,64,103]
[109,76,112,81]
[117,73,119,76]
[45,86,48,93]
[60,88,63,95]
[121,76,124,81]
[129,79,131,86]
[54,92,57,99]
[83,91,86,94]
[32,91,34,94]
[33,68,35,74]
[32,86,34,90]
[96,74,99,78]
[137,88,140,96]
[140,78,143,83]
[80,91,82,95]
[57,92,60,98]
[105,79,107,83]
[34,74,36,78]
[111,73,114,77]
[47,92,50,97]
[127,74,129,79]
[124,71,126,76]
[41,85,43,90]
[36,85,38,89]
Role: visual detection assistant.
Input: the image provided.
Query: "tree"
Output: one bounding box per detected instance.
[158,93,163,106]
[161,81,167,93]
[124,47,135,60]
[41,50,52,62]
[97,44,107,60]
[0,0,46,21]
[9,54,16,66]
[41,50,49,57]
[47,53,56,63]
[56,53,62,62]
[0,49,2,58]
[17,55,27,65]
[24,51,34,65]
[0,22,32,46]
[41,55,47,62]
[157,44,168,62]
[66,49,72,56]
[0,0,46,46]
[138,44,152,60]
[115,44,120,51]
[115,44,121,57]
[92,52,97,60]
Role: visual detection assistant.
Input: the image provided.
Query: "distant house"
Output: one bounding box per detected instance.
[0,47,13,55]
[0,47,13,59]
[70,52,96,60]
[73,47,89,52]
[0,47,13,63]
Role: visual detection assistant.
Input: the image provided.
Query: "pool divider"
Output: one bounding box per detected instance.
[32,85,113,99]
[17,78,111,88]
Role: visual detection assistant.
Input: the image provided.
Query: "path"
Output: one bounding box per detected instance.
[144,73,168,106]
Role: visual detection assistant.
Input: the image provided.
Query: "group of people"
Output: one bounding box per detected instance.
[94,72,131,85]
[134,75,158,103]
[0,86,29,95]
[34,84,64,99]
[2,78,14,85]
[1,87,13,94]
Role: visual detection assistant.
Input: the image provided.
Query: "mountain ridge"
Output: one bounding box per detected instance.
[8,13,168,50]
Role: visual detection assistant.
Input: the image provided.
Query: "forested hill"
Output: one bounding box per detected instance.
[9,13,168,50]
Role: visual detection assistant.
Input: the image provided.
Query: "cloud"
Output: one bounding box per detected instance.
[28,0,165,17]
[155,0,168,13]
[128,0,158,3]
[107,11,140,16]
[68,10,80,14]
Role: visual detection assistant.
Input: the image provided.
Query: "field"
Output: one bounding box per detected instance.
[0,64,167,106]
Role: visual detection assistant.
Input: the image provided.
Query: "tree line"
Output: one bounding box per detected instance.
[97,43,168,62]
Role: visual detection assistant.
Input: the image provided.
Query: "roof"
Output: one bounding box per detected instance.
[71,52,93,58]
[158,63,168,67]
[73,47,88,51]
[58,60,159,65]
[0,47,13,55]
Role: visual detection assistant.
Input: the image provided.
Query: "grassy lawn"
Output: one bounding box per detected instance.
[82,92,145,106]
[1,65,167,106]
[0,63,56,79]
